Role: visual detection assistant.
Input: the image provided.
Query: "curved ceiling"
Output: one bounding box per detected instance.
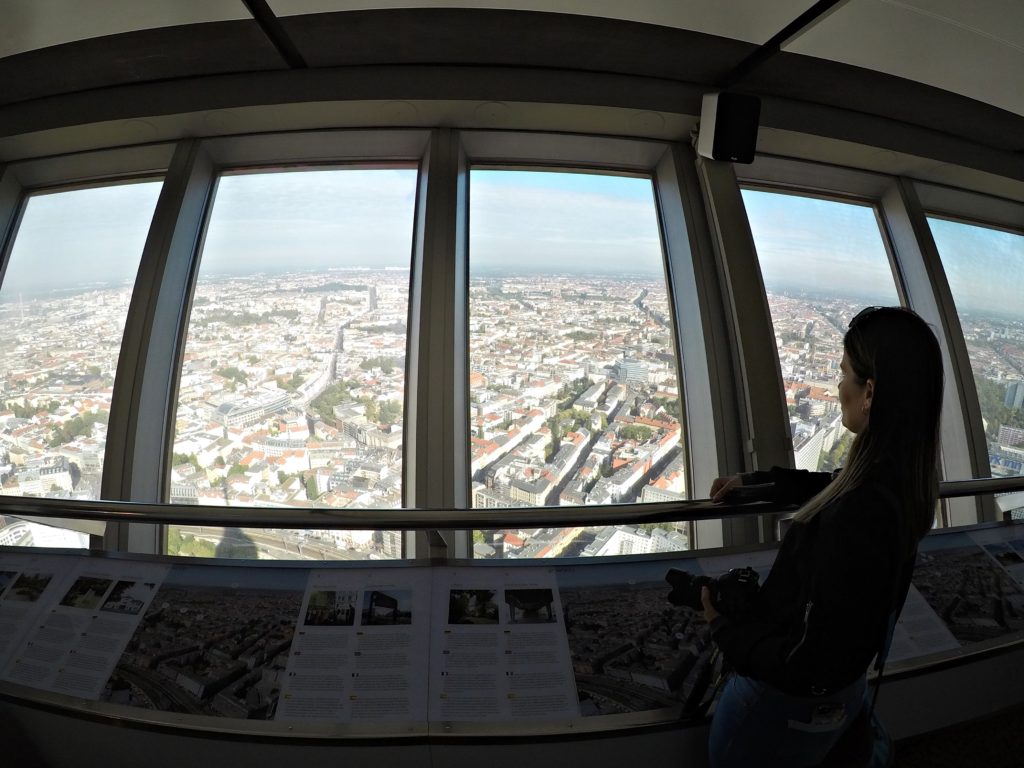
[0,1,1022,160]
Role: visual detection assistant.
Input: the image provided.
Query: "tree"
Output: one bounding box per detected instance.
[556,407,592,431]
[378,400,402,425]
[276,372,305,392]
[172,452,201,471]
[620,424,653,442]
[360,356,396,374]
[305,476,320,500]
[362,398,379,423]
[654,396,682,421]
[167,529,217,558]
[546,416,562,459]
[49,411,107,447]
[821,432,854,473]
[310,380,354,423]
[975,375,1024,435]
[216,366,248,386]
[557,377,591,411]
[6,401,34,419]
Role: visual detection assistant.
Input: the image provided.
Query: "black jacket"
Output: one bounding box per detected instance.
[710,465,916,696]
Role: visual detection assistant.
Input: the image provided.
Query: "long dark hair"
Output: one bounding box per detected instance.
[792,307,943,557]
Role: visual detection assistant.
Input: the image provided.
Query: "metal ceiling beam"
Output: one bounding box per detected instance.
[242,0,308,69]
[718,0,849,89]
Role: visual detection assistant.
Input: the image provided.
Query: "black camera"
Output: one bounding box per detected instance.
[665,566,760,618]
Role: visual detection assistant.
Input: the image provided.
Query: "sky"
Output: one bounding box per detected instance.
[199,168,418,274]
[469,169,664,275]
[2,181,163,296]
[741,189,901,303]
[927,217,1024,316]
[0,168,664,293]
[3,170,1021,317]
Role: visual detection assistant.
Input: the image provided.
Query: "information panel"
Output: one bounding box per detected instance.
[2,522,1024,734]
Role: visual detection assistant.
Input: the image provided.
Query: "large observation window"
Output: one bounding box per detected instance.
[0,180,163,548]
[467,168,688,559]
[168,167,417,561]
[741,189,901,472]
[928,217,1024,494]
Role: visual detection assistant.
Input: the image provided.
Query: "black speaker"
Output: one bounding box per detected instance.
[696,92,761,164]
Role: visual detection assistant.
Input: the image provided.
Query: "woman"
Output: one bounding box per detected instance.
[703,306,944,767]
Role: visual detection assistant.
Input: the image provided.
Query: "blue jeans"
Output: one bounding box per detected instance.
[708,674,868,768]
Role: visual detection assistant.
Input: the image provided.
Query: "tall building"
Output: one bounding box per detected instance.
[1006,381,1024,410]
[615,359,649,387]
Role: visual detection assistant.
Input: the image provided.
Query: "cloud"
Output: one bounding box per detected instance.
[742,190,900,301]
[929,218,1024,316]
[5,182,162,293]
[200,169,418,272]
[3,169,670,290]
[469,172,663,273]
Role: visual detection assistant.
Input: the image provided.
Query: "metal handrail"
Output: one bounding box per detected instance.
[1,476,1022,530]
[937,476,1024,498]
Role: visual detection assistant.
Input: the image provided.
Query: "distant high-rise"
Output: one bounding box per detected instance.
[368,285,379,311]
[998,425,1024,447]
[614,359,648,387]
[1005,381,1024,410]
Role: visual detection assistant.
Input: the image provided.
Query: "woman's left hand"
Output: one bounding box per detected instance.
[701,586,721,624]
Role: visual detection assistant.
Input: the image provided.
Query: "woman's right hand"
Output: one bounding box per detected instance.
[710,475,742,502]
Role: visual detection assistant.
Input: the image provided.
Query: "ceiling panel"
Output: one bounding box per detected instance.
[784,0,1024,117]
[280,8,752,80]
[0,0,251,58]
[0,22,285,108]
[890,0,1024,50]
[267,0,817,45]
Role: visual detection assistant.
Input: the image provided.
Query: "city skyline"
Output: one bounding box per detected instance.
[1,169,1023,557]
[6,171,1020,317]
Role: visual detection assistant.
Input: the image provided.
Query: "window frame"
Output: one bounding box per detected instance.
[11,129,1015,557]
[119,131,432,555]
[454,131,723,557]
[913,180,1024,521]
[730,156,991,526]
[3,130,729,562]
[0,144,177,544]
[734,177,909,475]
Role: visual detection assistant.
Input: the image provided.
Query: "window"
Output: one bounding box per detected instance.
[0,180,162,548]
[467,169,688,558]
[168,167,417,560]
[928,217,1024,492]
[742,189,901,472]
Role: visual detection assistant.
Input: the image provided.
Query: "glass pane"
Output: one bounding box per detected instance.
[468,169,688,559]
[0,181,163,548]
[742,189,900,472]
[169,168,416,561]
[928,217,1024,512]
